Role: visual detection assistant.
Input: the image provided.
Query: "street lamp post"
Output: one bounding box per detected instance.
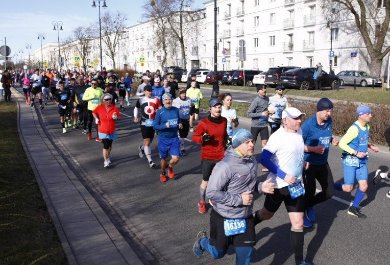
[25,43,31,69]
[326,9,337,74]
[212,0,219,98]
[37,34,45,69]
[92,0,108,71]
[52,21,63,71]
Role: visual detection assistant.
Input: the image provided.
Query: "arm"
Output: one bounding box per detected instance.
[260,150,297,184]
[153,110,166,130]
[339,126,359,155]
[82,88,93,101]
[192,120,206,144]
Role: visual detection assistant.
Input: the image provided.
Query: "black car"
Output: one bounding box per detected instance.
[264,66,300,87]
[231,70,261,86]
[163,66,185,81]
[221,70,234,85]
[280,67,340,90]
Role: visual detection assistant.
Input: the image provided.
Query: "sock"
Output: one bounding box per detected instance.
[290,229,304,264]
[144,145,152,162]
[334,181,343,191]
[200,186,206,201]
[352,189,365,208]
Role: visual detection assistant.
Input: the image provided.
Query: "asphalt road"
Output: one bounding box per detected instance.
[21,88,390,265]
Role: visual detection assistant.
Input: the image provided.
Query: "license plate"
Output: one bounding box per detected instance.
[268,75,272,77]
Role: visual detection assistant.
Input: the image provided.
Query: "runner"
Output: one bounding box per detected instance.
[193,128,275,265]
[153,93,181,182]
[186,81,203,132]
[30,69,44,109]
[123,72,133,106]
[133,85,161,169]
[92,93,120,168]
[192,98,227,214]
[220,93,239,143]
[82,79,104,141]
[172,88,192,156]
[268,85,289,133]
[55,81,71,134]
[136,75,150,97]
[335,105,379,218]
[254,107,312,265]
[21,72,31,105]
[117,76,127,110]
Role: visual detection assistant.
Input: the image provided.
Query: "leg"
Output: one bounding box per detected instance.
[313,163,334,205]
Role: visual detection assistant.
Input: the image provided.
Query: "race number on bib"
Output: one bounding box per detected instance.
[223,218,246,236]
[168,119,178,126]
[344,155,359,167]
[144,119,154,127]
[288,182,305,199]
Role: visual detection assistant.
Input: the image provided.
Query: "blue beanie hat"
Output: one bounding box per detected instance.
[231,128,253,148]
[356,105,372,116]
[316,97,333,111]
[162,93,172,100]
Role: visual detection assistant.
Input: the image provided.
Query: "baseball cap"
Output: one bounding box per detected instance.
[103,93,113,100]
[356,105,372,116]
[231,129,253,148]
[142,75,150,81]
[144,85,152,91]
[154,77,160,83]
[282,107,305,119]
[209,98,222,107]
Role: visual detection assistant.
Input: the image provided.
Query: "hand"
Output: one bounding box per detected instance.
[370,144,379,153]
[332,138,339,146]
[311,145,325,154]
[134,117,139,123]
[261,178,275,194]
[356,151,368,159]
[261,111,269,116]
[202,133,211,143]
[179,123,183,129]
[95,118,99,125]
[284,175,296,185]
[112,112,117,120]
[166,121,170,128]
[241,191,253,206]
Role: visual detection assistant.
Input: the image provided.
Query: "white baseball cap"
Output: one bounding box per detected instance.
[282,107,305,119]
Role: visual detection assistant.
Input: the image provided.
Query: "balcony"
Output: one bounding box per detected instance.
[285,0,295,6]
[191,47,199,56]
[283,18,294,29]
[236,28,244,36]
[283,42,294,52]
[303,40,315,51]
[223,29,231,38]
[224,11,231,19]
[303,15,316,26]
[236,8,245,16]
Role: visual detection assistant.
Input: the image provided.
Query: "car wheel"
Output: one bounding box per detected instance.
[300,81,310,90]
[246,80,253,87]
[339,79,344,86]
[361,80,367,87]
[331,80,339,90]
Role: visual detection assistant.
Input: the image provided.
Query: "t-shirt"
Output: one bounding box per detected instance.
[172,97,192,120]
[135,96,162,126]
[268,95,288,123]
[82,86,104,111]
[263,127,304,189]
[221,107,237,137]
[186,87,203,109]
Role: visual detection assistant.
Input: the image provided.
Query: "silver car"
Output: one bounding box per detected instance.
[337,70,382,87]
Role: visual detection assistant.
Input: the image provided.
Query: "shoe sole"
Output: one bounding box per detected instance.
[386,193,390,199]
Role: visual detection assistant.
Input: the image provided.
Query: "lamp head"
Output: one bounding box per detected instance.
[102,0,107,7]
[92,1,96,7]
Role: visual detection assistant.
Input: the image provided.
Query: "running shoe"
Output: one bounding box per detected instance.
[347,206,367,218]
[87,132,92,141]
[104,160,110,168]
[107,158,111,166]
[95,137,102,142]
[190,127,194,132]
[198,200,207,214]
[149,161,157,169]
[373,169,385,185]
[160,172,168,183]
[62,128,67,134]
[82,129,87,134]
[138,145,145,158]
[180,149,186,156]
[305,207,316,223]
[167,167,175,179]
[386,190,390,199]
[193,231,207,258]
[303,214,313,228]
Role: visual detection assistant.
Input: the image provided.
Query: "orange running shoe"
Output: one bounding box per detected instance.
[198,200,207,214]
[167,167,175,179]
[160,172,168,183]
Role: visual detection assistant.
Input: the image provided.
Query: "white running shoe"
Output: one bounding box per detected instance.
[62,128,67,134]
[104,160,110,168]
[138,145,145,158]
[386,190,390,199]
[107,158,112,165]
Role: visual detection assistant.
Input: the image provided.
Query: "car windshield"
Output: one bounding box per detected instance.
[267,68,278,74]
[359,71,368,77]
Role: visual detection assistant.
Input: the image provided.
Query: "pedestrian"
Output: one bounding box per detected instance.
[153,93,181,182]
[192,98,227,214]
[301,98,339,228]
[92,93,120,168]
[247,84,269,171]
[186,80,203,132]
[254,107,312,265]
[313,63,323,90]
[1,69,12,102]
[82,79,104,141]
[192,128,275,265]
[172,88,192,156]
[55,80,71,134]
[219,93,239,142]
[268,84,289,133]
[335,105,379,218]
[136,75,150,97]
[133,85,161,169]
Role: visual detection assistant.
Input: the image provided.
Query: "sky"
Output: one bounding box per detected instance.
[0,0,204,61]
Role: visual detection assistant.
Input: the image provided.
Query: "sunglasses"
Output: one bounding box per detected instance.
[103,98,111,101]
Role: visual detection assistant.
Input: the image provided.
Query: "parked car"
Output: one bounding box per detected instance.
[337,70,382,87]
[264,66,300,87]
[180,70,188,83]
[253,72,266,86]
[280,67,340,90]
[163,66,185,81]
[186,68,209,82]
[205,71,224,85]
[221,70,234,85]
[196,70,210,83]
[231,70,261,86]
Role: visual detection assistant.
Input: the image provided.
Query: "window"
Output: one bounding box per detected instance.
[253,58,258,69]
[254,38,259,47]
[254,0,260,6]
[270,13,276,25]
[309,5,316,19]
[269,35,275,46]
[334,56,338,66]
[254,16,260,27]
[269,58,275,67]
[308,31,315,45]
[377,0,387,8]
[287,57,293,66]
[331,28,339,41]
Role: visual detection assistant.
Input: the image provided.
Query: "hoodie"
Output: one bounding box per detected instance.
[206,146,263,219]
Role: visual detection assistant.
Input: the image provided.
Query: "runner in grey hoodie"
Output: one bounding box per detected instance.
[193,128,274,265]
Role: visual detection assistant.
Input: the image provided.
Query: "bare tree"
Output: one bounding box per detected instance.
[73,26,94,73]
[99,11,127,69]
[322,0,390,77]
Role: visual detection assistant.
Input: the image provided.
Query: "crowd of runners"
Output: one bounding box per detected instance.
[2,66,389,265]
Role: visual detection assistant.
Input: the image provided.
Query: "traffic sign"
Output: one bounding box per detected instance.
[329,51,335,57]
[222,57,226,63]
[0,45,11,56]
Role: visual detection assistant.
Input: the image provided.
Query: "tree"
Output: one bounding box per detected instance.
[73,26,94,73]
[99,11,127,69]
[322,0,390,78]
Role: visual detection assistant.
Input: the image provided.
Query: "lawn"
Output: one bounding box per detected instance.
[0,102,68,265]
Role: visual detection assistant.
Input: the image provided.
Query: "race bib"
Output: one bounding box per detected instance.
[91,98,100,104]
[288,182,305,199]
[126,88,131,92]
[168,119,178,126]
[144,119,154,127]
[344,155,359,167]
[223,218,246,236]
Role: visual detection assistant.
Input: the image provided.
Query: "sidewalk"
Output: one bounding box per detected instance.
[13,88,144,265]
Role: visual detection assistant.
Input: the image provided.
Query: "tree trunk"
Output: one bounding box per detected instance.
[370,57,383,79]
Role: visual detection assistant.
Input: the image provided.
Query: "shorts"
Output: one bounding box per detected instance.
[251,126,269,142]
[202,159,219,181]
[158,137,180,159]
[178,119,190,138]
[140,125,155,141]
[118,89,126,98]
[23,87,31,96]
[101,138,113,149]
[31,86,41,95]
[263,186,305,213]
[342,162,368,184]
[190,106,199,115]
[209,209,255,250]
[58,106,67,116]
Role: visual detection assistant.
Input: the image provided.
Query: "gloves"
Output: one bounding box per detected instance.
[202,133,211,143]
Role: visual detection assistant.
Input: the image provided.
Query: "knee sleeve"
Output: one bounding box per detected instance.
[235,246,253,265]
[200,237,225,259]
